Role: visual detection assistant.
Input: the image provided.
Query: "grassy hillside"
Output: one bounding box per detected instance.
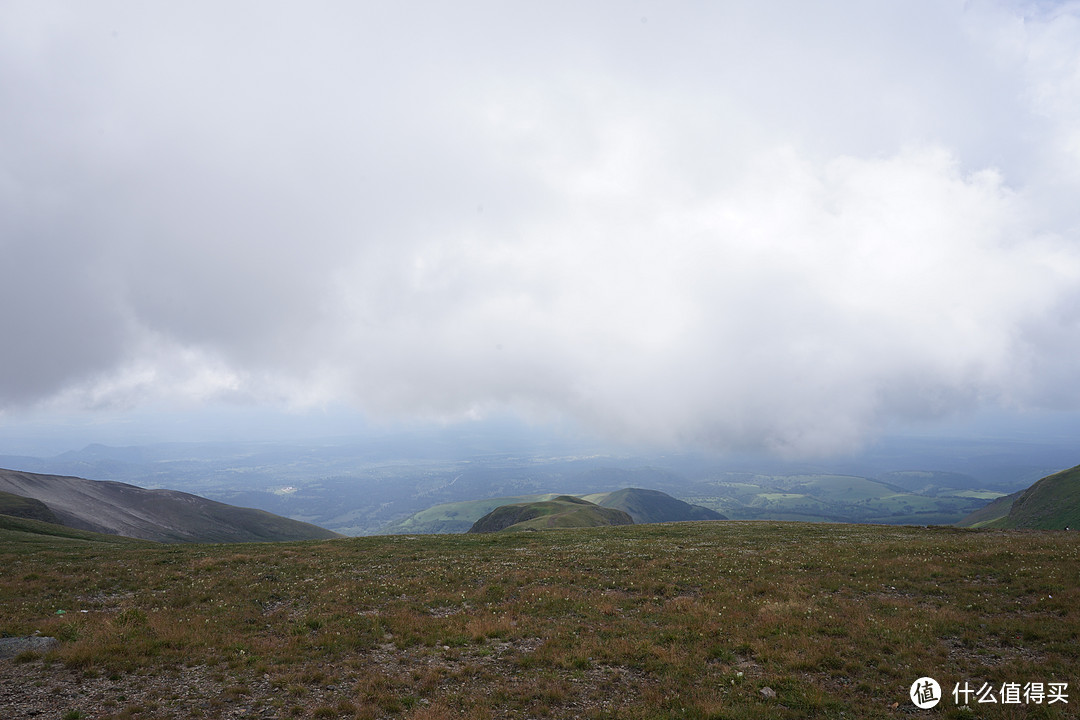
[468,496,633,533]
[996,464,1080,529]
[1,522,1075,719]
[582,487,726,523]
[956,463,1080,530]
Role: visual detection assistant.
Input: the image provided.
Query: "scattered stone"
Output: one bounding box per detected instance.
[760,686,777,699]
[0,636,59,660]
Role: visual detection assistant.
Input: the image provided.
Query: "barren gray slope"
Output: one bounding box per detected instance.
[0,468,340,543]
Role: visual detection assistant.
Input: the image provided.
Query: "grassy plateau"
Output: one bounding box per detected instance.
[0,521,1076,719]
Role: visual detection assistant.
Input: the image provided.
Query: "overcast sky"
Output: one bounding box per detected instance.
[3,1,1080,456]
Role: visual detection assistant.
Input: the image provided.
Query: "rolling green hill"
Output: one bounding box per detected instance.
[467,496,633,533]
[959,464,1080,529]
[580,487,726,523]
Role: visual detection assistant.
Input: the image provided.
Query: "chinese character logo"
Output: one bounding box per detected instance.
[911,677,942,709]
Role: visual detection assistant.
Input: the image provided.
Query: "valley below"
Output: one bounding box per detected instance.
[3,430,1069,536]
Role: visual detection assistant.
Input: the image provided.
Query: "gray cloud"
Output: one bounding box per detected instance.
[3,1,1080,455]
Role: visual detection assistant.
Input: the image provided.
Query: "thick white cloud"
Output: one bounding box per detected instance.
[2,1,1080,454]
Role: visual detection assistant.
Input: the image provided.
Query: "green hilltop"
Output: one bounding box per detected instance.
[467,495,633,533]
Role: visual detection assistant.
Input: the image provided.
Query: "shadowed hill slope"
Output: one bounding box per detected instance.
[0,468,341,543]
[0,490,59,524]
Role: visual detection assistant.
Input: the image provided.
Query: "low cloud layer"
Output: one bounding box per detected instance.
[3,1,1080,455]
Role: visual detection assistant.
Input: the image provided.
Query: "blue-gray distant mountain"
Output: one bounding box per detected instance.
[581,487,726,524]
[0,468,340,543]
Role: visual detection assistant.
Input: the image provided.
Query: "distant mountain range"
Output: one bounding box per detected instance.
[957,464,1080,530]
[3,438,1056,534]
[0,468,340,543]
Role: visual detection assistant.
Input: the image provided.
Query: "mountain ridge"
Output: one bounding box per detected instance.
[0,468,341,543]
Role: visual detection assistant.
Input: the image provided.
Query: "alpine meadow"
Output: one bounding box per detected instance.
[2,517,1077,719]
